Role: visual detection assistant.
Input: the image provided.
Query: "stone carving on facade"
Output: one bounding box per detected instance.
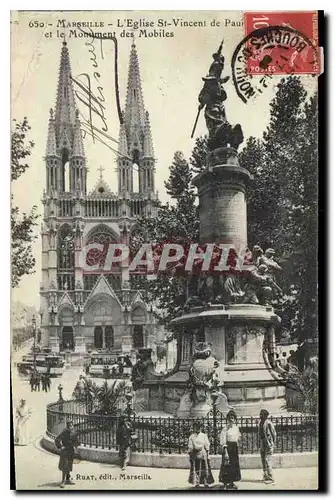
[73,219,84,249]
[48,291,58,314]
[75,279,83,290]
[196,42,244,152]
[48,219,59,249]
[118,220,131,235]
[49,280,57,290]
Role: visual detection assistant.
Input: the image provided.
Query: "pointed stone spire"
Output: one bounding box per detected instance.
[55,41,77,129]
[46,108,57,156]
[124,40,146,129]
[72,110,85,157]
[117,41,156,196]
[45,42,87,194]
[118,112,128,157]
[143,111,154,158]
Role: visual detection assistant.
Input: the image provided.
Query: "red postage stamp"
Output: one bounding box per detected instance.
[244,11,320,75]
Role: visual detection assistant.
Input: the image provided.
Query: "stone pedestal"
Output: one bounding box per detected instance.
[121,336,133,353]
[74,336,86,353]
[49,336,59,353]
[192,148,252,249]
[164,303,284,417]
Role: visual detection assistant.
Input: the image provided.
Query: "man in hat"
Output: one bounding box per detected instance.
[116,415,136,470]
[55,420,80,488]
[258,409,276,484]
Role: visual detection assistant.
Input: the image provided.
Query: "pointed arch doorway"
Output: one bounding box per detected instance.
[61,326,74,351]
[94,326,103,349]
[93,325,114,349]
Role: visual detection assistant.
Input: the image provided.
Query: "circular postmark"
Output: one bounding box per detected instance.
[231,25,319,103]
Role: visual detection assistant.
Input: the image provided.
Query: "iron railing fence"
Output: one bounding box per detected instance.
[46,400,318,455]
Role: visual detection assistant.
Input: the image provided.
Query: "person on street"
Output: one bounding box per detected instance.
[41,374,47,392]
[258,409,276,484]
[29,373,35,392]
[46,373,51,392]
[34,371,41,392]
[219,410,241,490]
[15,399,32,446]
[116,415,136,470]
[188,422,214,488]
[55,420,80,488]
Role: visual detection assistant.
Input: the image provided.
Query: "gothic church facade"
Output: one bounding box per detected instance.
[40,41,159,354]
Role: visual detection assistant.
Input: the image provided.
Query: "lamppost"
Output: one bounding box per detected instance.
[32,314,37,371]
[58,383,64,402]
[123,391,136,419]
[207,390,221,455]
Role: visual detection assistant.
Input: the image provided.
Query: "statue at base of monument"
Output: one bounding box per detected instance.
[259,248,282,298]
[223,270,245,304]
[243,264,274,306]
[188,342,222,405]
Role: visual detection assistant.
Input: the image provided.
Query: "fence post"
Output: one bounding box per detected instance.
[211,391,219,455]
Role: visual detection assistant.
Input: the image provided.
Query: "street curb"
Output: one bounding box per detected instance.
[42,435,318,469]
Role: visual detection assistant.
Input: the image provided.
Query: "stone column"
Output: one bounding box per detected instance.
[102,325,106,349]
[192,148,251,250]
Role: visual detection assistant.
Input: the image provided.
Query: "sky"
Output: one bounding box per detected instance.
[10,10,317,308]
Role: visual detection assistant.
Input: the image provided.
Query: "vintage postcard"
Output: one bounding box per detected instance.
[11,10,321,491]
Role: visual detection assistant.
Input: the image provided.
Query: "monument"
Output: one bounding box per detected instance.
[138,43,285,417]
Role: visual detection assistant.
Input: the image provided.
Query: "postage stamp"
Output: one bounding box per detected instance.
[244,11,320,75]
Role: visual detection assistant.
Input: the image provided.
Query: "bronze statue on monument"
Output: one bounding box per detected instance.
[192,41,244,152]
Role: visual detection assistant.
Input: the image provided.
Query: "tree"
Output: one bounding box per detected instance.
[239,77,318,342]
[131,151,199,323]
[189,135,208,174]
[11,118,39,288]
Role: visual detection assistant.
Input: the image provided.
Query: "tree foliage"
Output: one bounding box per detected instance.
[239,77,318,342]
[11,118,39,288]
[131,151,199,323]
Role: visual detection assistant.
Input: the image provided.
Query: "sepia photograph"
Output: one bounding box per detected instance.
[10,9,321,491]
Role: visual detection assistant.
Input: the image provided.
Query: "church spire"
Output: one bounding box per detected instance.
[124,40,146,130]
[55,41,77,129]
[46,108,57,156]
[117,42,156,196]
[45,41,86,194]
[72,110,85,157]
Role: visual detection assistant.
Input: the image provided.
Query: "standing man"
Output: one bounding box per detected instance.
[116,415,135,471]
[35,371,41,392]
[55,420,80,488]
[29,372,35,392]
[258,409,276,484]
[46,372,51,392]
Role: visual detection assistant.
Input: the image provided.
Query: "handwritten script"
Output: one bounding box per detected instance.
[71,27,119,152]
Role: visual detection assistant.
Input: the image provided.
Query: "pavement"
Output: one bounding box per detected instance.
[11,347,319,491]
